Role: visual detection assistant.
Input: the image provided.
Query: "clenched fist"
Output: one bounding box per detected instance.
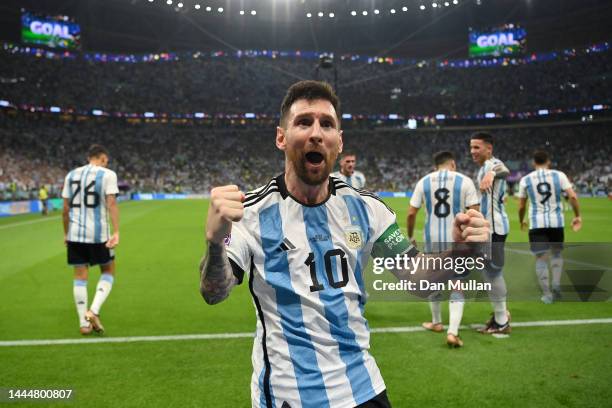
[206,185,245,244]
[452,209,490,243]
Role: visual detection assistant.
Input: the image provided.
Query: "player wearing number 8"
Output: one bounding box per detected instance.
[61,144,120,335]
[408,151,480,347]
[517,150,581,303]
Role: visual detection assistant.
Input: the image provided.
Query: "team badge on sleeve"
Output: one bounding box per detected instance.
[344,226,364,249]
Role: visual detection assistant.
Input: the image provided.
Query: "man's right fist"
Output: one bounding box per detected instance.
[206,185,245,244]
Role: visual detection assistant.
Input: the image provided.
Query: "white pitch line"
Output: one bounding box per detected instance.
[0,215,60,230]
[1,318,611,347]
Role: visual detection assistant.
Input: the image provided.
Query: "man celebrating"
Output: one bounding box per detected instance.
[517,150,581,303]
[470,132,511,334]
[62,144,120,335]
[200,81,489,407]
[331,152,366,189]
[408,151,480,347]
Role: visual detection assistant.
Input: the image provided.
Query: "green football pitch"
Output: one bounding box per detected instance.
[0,197,611,407]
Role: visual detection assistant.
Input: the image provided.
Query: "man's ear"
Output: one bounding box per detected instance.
[338,130,344,154]
[276,126,286,151]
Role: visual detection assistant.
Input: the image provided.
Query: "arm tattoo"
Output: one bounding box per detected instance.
[199,242,237,305]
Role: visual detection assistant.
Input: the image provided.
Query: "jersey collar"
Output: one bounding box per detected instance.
[275,173,336,207]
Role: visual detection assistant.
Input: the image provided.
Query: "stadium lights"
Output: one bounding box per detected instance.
[593,104,603,110]
[453,0,458,4]
[329,12,334,18]
[390,9,396,13]
[432,3,438,8]
[148,0,154,2]
[388,114,399,120]
[144,112,155,118]
[362,10,368,15]
[538,109,549,116]
[205,6,211,11]
[342,113,352,119]
[0,100,9,107]
[92,109,104,116]
[177,2,183,8]
[435,114,446,120]
[318,12,324,17]
[251,10,256,15]
[444,1,450,6]
[217,7,223,13]
[485,112,496,118]
[50,106,61,113]
[374,9,380,14]
[240,10,244,15]
[402,6,408,11]
[166,0,172,5]
[195,4,200,9]
[194,112,205,118]
[307,12,312,18]
[351,10,357,16]
[245,113,256,119]
[420,5,426,10]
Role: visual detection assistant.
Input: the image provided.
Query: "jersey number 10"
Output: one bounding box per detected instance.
[304,249,349,292]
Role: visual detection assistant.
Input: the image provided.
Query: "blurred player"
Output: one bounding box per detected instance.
[517,150,582,303]
[199,80,489,407]
[62,144,120,335]
[408,151,480,347]
[331,151,366,188]
[39,184,49,216]
[470,132,511,334]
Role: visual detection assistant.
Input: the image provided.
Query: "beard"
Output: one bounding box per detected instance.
[288,148,338,186]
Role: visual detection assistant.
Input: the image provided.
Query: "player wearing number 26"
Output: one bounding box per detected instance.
[62,144,119,335]
[200,81,490,408]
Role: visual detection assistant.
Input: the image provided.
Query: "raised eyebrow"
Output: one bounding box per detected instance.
[293,113,337,126]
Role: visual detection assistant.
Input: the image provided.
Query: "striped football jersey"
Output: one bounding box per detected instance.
[331,171,366,189]
[61,164,119,243]
[226,174,415,408]
[517,169,571,229]
[477,157,510,235]
[410,170,479,252]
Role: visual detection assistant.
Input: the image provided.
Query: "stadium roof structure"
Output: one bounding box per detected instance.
[1,0,611,57]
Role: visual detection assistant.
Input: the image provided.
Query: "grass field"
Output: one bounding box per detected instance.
[0,197,611,407]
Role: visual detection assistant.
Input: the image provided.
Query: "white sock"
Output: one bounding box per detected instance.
[536,258,551,297]
[550,254,563,290]
[90,274,114,315]
[429,300,442,324]
[486,275,508,325]
[447,291,464,336]
[73,279,88,327]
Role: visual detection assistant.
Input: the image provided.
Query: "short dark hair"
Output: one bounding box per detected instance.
[279,80,340,128]
[87,144,109,159]
[340,151,356,159]
[533,150,550,165]
[433,151,455,167]
[470,131,493,145]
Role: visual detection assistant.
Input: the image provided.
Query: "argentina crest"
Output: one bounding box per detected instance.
[343,226,364,249]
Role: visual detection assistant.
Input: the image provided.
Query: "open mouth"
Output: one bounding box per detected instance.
[305,151,325,165]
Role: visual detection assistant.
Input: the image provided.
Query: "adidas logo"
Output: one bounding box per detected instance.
[279,238,296,252]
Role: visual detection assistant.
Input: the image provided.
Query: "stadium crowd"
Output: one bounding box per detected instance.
[1,114,610,201]
[0,47,610,117]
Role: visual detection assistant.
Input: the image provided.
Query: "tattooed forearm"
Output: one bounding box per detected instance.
[199,242,237,305]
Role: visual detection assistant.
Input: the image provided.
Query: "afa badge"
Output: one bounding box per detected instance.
[344,226,364,249]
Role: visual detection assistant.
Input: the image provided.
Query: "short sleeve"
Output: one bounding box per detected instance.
[516,177,528,198]
[61,173,71,199]
[409,179,424,208]
[225,219,252,275]
[558,172,572,190]
[364,196,417,259]
[104,171,120,195]
[464,178,480,207]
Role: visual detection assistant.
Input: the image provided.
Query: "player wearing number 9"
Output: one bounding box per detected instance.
[62,144,119,335]
[199,81,490,408]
